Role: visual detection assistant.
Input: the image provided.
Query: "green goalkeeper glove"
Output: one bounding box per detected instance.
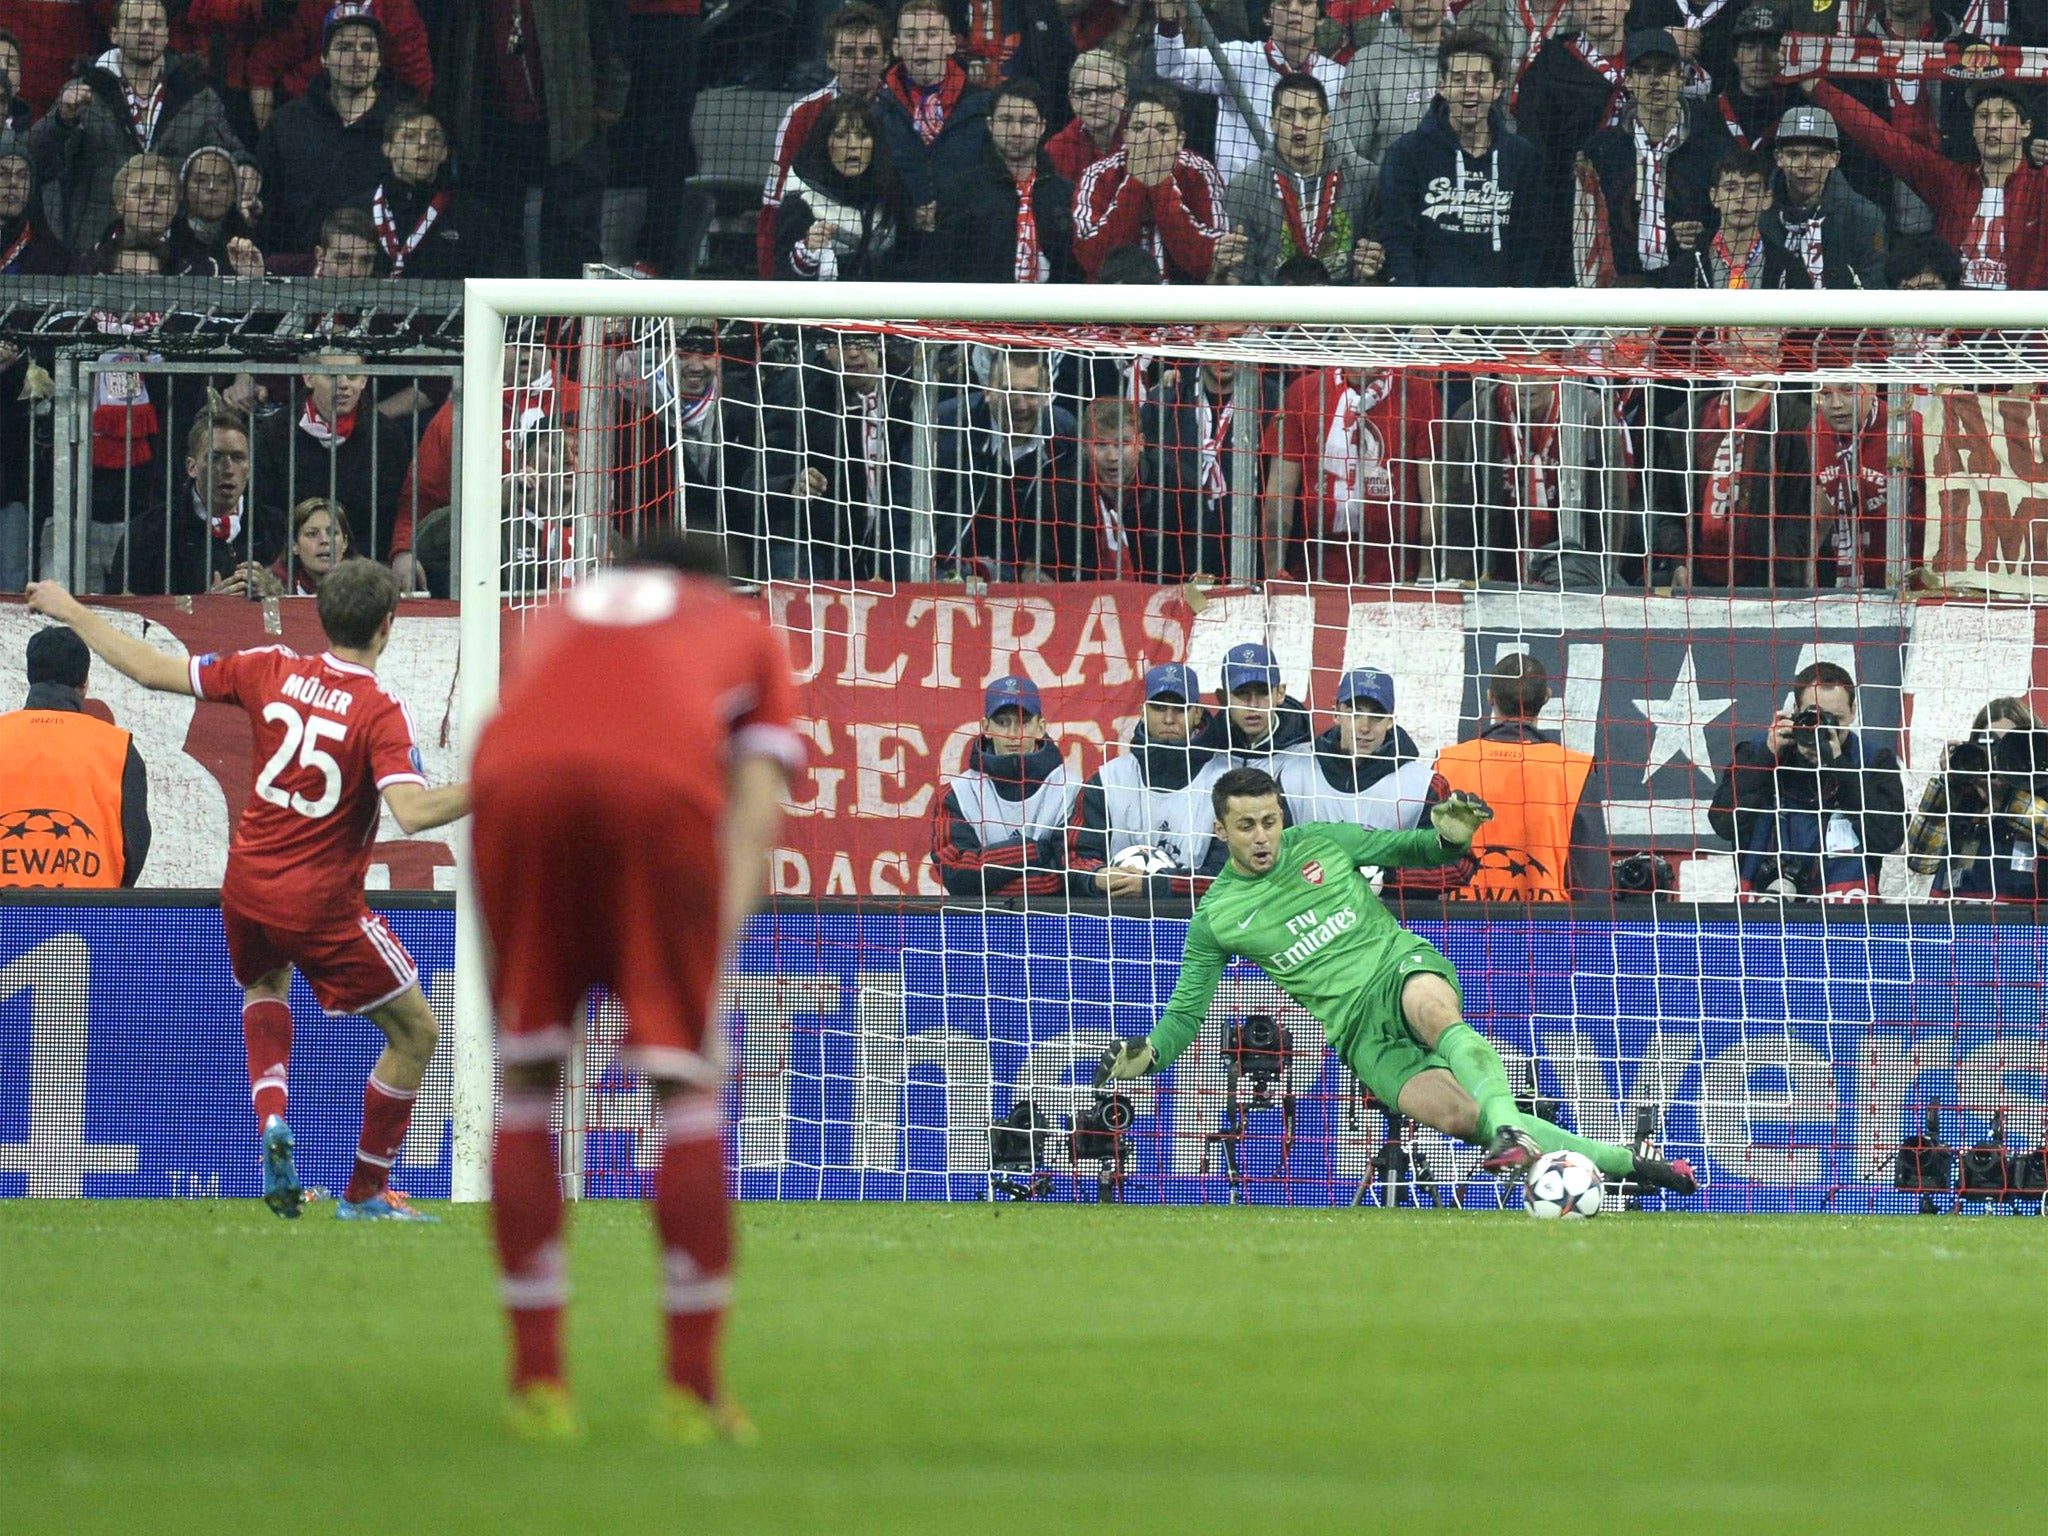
[1099,1039,1159,1081]
[1430,790,1494,847]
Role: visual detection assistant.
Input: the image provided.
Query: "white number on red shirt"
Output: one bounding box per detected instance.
[253,703,346,819]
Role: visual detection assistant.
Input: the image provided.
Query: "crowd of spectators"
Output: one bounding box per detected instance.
[0,2,2031,598]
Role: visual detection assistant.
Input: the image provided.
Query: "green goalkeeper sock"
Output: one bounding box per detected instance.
[1434,1023,1637,1180]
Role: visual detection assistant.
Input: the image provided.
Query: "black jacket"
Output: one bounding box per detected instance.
[1145,366,1279,584]
[773,113,915,282]
[115,486,288,597]
[253,407,413,563]
[1659,229,1813,290]
[930,738,1071,898]
[16,681,152,887]
[1513,32,1620,284]
[1193,694,1314,767]
[256,75,407,250]
[930,391,1079,578]
[1377,100,1544,286]
[761,356,917,582]
[933,142,1079,284]
[1761,170,1889,291]
[1651,382,1814,588]
[1579,103,1724,284]
[1709,726,1905,895]
[357,174,504,279]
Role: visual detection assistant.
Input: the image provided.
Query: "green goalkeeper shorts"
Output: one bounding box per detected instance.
[1334,943,1465,1109]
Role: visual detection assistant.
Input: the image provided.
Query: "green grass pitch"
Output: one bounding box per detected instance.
[2,1200,2039,1534]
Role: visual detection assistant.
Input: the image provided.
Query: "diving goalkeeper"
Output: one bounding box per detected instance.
[1103,766,1699,1195]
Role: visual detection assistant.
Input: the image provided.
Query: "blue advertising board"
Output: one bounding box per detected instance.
[3,902,2043,1212]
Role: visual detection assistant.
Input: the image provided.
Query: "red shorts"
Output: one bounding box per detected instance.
[222,901,419,1015]
[473,773,723,1086]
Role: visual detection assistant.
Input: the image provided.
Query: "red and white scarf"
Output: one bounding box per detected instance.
[299,397,358,447]
[1717,94,1763,150]
[1494,382,1560,552]
[1196,387,1232,501]
[1959,0,2010,40]
[886,61,968,147]
[1712,229,1767,288]
[1322,372,1395,533]
[1961,183,2009,289]
[1093,482,1134,577]
[1634,117,1682,268]
[1013,169,1044,282]
[124,76,164,151]
[371,184,449,275]
[0,224,32,274]
[200,489,244,545]
[1697,387,1774,558]
[1277,166,1341,262]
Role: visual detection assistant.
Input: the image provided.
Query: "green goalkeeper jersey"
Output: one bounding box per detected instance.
[1145,821,1464,1067]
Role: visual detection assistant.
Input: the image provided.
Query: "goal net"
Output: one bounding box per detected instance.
[454,282,2048,1214]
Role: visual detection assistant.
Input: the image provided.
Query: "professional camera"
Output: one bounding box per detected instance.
[989,1098,1053,1199]
[1225,1013,1289,1106]
[1786,706,1842,762]
[1075,1048,1136,1164]
[1941,737,1996,818]
[1894,1101,1953,1214]
[1958,1109,2014,1205]
[1612,851,1675,897]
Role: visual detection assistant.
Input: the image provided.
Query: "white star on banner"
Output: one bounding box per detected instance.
[1632,648,1732,785]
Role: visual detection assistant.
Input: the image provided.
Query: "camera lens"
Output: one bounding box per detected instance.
[1099,1094,1132,1133]
[1240,1014,1280,1055]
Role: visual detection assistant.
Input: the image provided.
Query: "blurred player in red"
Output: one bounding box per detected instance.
[28,562,471,1221]
[471,534,801,1444]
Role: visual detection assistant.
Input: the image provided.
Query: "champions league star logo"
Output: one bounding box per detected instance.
[0,808,99,843]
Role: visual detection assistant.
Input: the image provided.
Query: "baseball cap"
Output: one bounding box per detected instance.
[1624,28,1683,68]
[323,2,384,46]
[1775,104,1839,148]
[984,675,1042,719]
[25,625,89,688]
[1732,4,1784,39]
[1144,662,1199,702]
[1220,642,1280,694]
[1335,667,1395,712]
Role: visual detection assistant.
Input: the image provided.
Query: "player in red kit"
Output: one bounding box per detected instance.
[470,535,802,1445]
[27,562,471,1221]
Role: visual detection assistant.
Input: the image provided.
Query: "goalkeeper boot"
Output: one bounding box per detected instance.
[1478,1125,1543,1179]
[336,1187,440,1222]
[1630,1155,1700,1196]
[261,1115,303,1219]
[507,1382,582,1444]
[656,1387,758,1448]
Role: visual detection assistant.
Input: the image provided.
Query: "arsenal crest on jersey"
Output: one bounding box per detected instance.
[1301,859,1324,886]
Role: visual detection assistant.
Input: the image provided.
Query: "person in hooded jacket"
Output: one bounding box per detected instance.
[1065,663,1228,905]
[1191,642,1314,773]
[775,96,913,281]
[1273,666,1475,898]
[1376,28,1543,287]
[163,143,263,274]
[930,675,1077,900]
[0,134,69,273]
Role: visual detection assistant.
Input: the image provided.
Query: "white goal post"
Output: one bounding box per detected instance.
[448,280,2046,1202]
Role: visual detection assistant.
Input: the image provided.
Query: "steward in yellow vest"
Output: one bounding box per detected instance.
[0,626,151,888]
[1434,654,1605,903]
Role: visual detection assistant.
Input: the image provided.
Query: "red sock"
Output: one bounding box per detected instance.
[492,1094,566,1390]
[243,998,293,1132]
[342,1074,418,1203]
[655,1094,731,1403]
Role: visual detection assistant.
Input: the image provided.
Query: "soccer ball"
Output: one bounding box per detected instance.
[1524,1150,1604,1220]
[1111,844,1178,875]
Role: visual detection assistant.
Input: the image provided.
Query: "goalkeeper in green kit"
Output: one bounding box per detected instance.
[1102,766,1699,1195]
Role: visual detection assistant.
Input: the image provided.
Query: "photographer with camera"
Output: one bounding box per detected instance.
[1905,697,2048,903]
[1708,661,1904,899]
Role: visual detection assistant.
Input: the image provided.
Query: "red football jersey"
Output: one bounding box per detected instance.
[189,645,427,920]
[1268,368,1440,582]
[475,569,805,819]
